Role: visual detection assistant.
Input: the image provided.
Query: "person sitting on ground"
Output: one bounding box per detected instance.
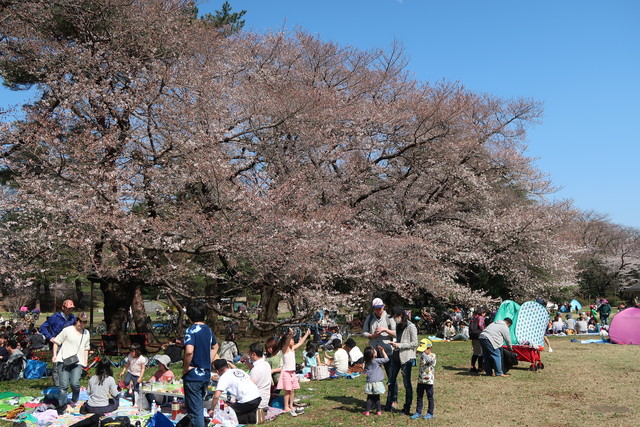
[219,332,241,364]
[326,339,349,376]
[28,327,47,351]
[0,339,26,380]
[302,341,321,375]
[565,314,576,335]
[442,319,456,341]
[81,358,120,414]
[210,359,262,424]
[17,340,32,360]
[245,342,272,412]
[552,315,565,334]
[451,321,469,341]
[344,338,364,373]
[149,354,175,383]
[0,335,9,365]
[575,314,589,334]
[145,354,175,407]
[587,317,598,332]
[163,338,183,365]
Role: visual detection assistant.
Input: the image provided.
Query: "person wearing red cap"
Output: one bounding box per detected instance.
[597,299,611,326]
[41,299,76,386]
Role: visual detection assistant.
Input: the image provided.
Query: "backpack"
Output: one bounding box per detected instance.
[469,317,482,339]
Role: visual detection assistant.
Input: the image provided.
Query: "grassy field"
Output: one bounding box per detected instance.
[2,334,639,426]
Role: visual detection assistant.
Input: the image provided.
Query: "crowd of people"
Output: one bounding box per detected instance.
[1,294,636,425]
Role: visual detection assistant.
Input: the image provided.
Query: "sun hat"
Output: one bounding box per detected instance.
[417,338,432,352]
[154,354,171,368]
[372,298,384,308]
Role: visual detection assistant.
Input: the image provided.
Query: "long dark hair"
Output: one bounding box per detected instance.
[363,346,375,368]
[394,307,409,337]
[95,358,113,386]
[305,341,319,359]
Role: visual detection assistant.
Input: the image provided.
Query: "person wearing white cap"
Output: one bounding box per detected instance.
[362,298,396,376]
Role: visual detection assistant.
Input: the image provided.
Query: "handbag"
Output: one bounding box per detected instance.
[62,330,86,366]
[63,354,79,366]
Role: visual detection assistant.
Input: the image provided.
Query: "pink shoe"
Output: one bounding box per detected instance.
[375,411,382,416]
[363,411,370,416]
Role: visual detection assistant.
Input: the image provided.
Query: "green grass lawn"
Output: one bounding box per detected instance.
[2,334,639,426]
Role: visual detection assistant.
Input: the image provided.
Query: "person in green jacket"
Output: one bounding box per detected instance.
[597,300,612,326]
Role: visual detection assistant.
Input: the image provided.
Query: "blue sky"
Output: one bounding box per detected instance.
[2,0,639,228]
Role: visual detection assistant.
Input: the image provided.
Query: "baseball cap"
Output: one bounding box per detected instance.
[417,338,432,352]
[372,298,384,308]
[62,299,75,309]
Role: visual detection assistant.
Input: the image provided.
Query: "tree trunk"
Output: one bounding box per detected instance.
[99,279,135,346]
[257,283,282,333]
[75,278,84,307]
[131,284,150,334]
[205,281,218,334]
[43,282,51,311]
[166,291,185,340]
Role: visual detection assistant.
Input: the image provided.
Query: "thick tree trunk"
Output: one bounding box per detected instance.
[131,284,150,334]
[257,283,282,333]
[99,279,135,346]
[205,281,218,334]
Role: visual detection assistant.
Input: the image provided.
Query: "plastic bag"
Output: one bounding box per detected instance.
[24,360,48,379]
[212,407,238,427]
[146,412,174,427]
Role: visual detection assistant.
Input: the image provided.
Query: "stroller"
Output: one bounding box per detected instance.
[507,345,544,371]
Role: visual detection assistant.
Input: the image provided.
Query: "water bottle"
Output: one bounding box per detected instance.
[150,398,156,415]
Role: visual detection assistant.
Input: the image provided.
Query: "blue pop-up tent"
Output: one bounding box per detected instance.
[570,299,582,311]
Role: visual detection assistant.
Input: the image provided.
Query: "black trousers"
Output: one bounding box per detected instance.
[415,383,434,415]
[230,397,261,424]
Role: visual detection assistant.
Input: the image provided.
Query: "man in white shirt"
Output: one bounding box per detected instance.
[246,342,272,409]
[211,359,261,424]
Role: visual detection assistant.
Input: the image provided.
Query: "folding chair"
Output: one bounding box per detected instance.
[129,333,161,356]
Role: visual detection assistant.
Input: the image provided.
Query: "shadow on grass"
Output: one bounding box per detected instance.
[324,395,365,413]
[441,365,479,376]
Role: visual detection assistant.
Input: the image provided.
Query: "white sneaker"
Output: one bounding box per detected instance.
[290,410,298,417]
[548,348,553,352]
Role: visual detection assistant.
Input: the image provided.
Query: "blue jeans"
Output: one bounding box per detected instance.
[57,362,83,402]
[385,358,414,413]
[479,338,503,376]
[183,380,208,427]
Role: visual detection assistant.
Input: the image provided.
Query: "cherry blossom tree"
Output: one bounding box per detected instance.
[1,0,582,339]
